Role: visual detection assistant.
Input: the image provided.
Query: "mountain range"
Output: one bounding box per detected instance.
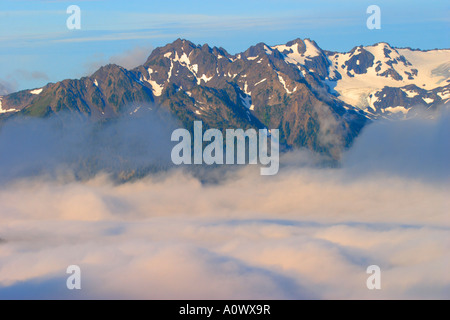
[1,38,449,156]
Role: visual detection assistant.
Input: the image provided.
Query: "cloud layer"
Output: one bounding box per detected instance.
[0,111,448,299]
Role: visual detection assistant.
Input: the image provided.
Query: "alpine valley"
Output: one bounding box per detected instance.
[1,38,449,157]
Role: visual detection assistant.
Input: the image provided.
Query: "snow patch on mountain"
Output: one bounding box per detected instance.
[197,74,213,85]
[401,88,418,98]
[144,68,164,96]
[0,98,18,113]
[423,97,434,104]
[172,51,199,76]
[277,73,296,94]
[437,90,450,100]
[303,39,321,58]
[385,106,410,115]
[264,45,273,55]
[243,82,251,95]
[168,61,174,81]
[398,48,450,87]
[326,43,450,110]
[147,79,164,96]
[367,91,379,112]
[273,39,321,67]
[254,78,267,86]
[30,88,43,95]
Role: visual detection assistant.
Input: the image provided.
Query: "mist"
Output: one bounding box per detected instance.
[0,109,448,299]
[0,105,179,183]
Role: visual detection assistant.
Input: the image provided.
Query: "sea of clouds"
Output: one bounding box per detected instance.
[0,108,448,299]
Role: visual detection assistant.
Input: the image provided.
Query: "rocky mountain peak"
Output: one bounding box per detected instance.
[1,37,448,154]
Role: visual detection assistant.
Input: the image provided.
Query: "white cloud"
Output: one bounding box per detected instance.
[0,168,448,298]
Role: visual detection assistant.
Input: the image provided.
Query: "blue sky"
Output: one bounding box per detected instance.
[0,0,448,92]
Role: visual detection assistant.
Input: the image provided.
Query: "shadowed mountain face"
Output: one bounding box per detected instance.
[1,38,448,156]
